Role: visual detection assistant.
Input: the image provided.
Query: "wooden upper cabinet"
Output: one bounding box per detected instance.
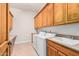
[54,3,66,25]
[34,3,79,29]
[34,13,43,29]
[47,4,54,26]
[67,3,79,23]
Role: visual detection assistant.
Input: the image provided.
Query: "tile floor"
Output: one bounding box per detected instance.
[11,43,38,56]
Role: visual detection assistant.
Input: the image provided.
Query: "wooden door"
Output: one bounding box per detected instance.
[67,3,79,23]
[0,4,7,44]
[54,3,66,25]
[47,4,54,26]
[0,3,9,56]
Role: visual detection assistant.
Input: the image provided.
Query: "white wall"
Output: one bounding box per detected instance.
[10,8,36,44]
[38,23,79,36]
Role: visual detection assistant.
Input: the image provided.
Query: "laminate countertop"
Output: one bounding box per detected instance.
[48,37,79,52]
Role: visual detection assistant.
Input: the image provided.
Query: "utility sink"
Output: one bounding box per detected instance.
[59,38,79,45]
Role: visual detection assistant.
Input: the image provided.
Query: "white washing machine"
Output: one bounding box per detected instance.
[36,33,56,56]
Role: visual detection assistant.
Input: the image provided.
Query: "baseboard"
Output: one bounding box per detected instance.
[15,41,29,44]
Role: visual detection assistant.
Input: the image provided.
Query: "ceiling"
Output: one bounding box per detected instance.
[10,3,46,12]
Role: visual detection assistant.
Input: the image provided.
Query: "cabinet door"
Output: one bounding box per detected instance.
[36,15,40,29]
[48,45,57,56]
[47,4,54,26]
[54,3,66,25]
[38,13,43,28]
[0,4,7,44]
[67,3,79,23]
[42,7,48,27]
[35,16,39,29]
